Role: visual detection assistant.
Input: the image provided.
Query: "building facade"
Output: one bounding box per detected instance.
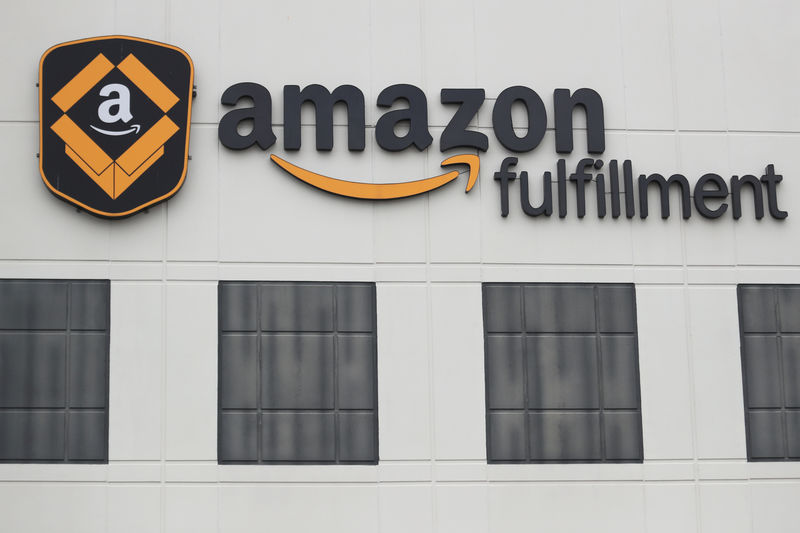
[1,0,799,531]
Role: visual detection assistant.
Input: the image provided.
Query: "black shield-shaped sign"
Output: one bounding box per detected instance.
[39,36,194,218]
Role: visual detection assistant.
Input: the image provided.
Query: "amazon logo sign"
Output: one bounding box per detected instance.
[39,36,193,218]
[218,82,788,221]
[218,83,600,200]
[37,36,787,220]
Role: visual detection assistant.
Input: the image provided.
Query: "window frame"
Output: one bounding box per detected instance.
[0,278,110,464]
[738,283,800,462]
[482,282,644,464]
[217,280,379,465]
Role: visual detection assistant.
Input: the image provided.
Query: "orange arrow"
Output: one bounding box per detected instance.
[270,153,479,200]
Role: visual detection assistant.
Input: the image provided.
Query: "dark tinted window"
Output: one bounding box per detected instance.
[0,280,109,463]
[218,282,378,464]
[739,285,800,461]
[483,283,643,463]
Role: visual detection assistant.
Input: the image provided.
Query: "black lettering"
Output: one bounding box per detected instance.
[375,84,433,152]
[557,158,567,218]
[609,160,621,218]
[569,158,594,218]
[440,88,488,151]
[283,84,365,151]
[218,82,276,150]
[731,174,764,220]
[694,173,728,218]
[492,86,547,153]
[624,160,635,218]
[761,164,788,219]
[638,173,692,219]
[553,88,605,154]
[494,157,518,217]
[520,171,553,216]
[595,159,606,218]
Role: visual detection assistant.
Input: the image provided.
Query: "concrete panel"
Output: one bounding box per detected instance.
[436,484,488,533]
[728,135,800,265]
[170,0,221,124]
[475,0,626,130]
[371,147,428,263]
[113,0,166,41]
[620,0,675,130]
[428,126,483,263]
[720,1,800,132]
[672,0,728,130]
[218,0,371,122]
[379,485,433,533]
[218,127,375,263]
[699,483,751,533]
[422,0,477,128]
[376,284,432,460]
[627,133,683,265]
[165,486,219,533]
[166,125,220,261]
[644,484,698,533]
[751,482,800,533]
[219,485,378,533]
[488,483,645,533]
[431,284,486,460]
[0,126,111,260]
[0,1,115,122]
[108,485,161,533]
[677,134,736,266]
[0,484,106,533]
[108,282,163,460]
[165,283,218,460]
[688,287,747,459]
[637,286,694,459]
[370,0,422,103]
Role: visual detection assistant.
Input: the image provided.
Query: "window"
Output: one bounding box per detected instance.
[0,279,109,463]
[218,282,378,464]
[482,283,643,463]
[738,285,800,461]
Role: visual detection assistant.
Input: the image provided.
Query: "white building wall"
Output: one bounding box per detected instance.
[1,0,800,531]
